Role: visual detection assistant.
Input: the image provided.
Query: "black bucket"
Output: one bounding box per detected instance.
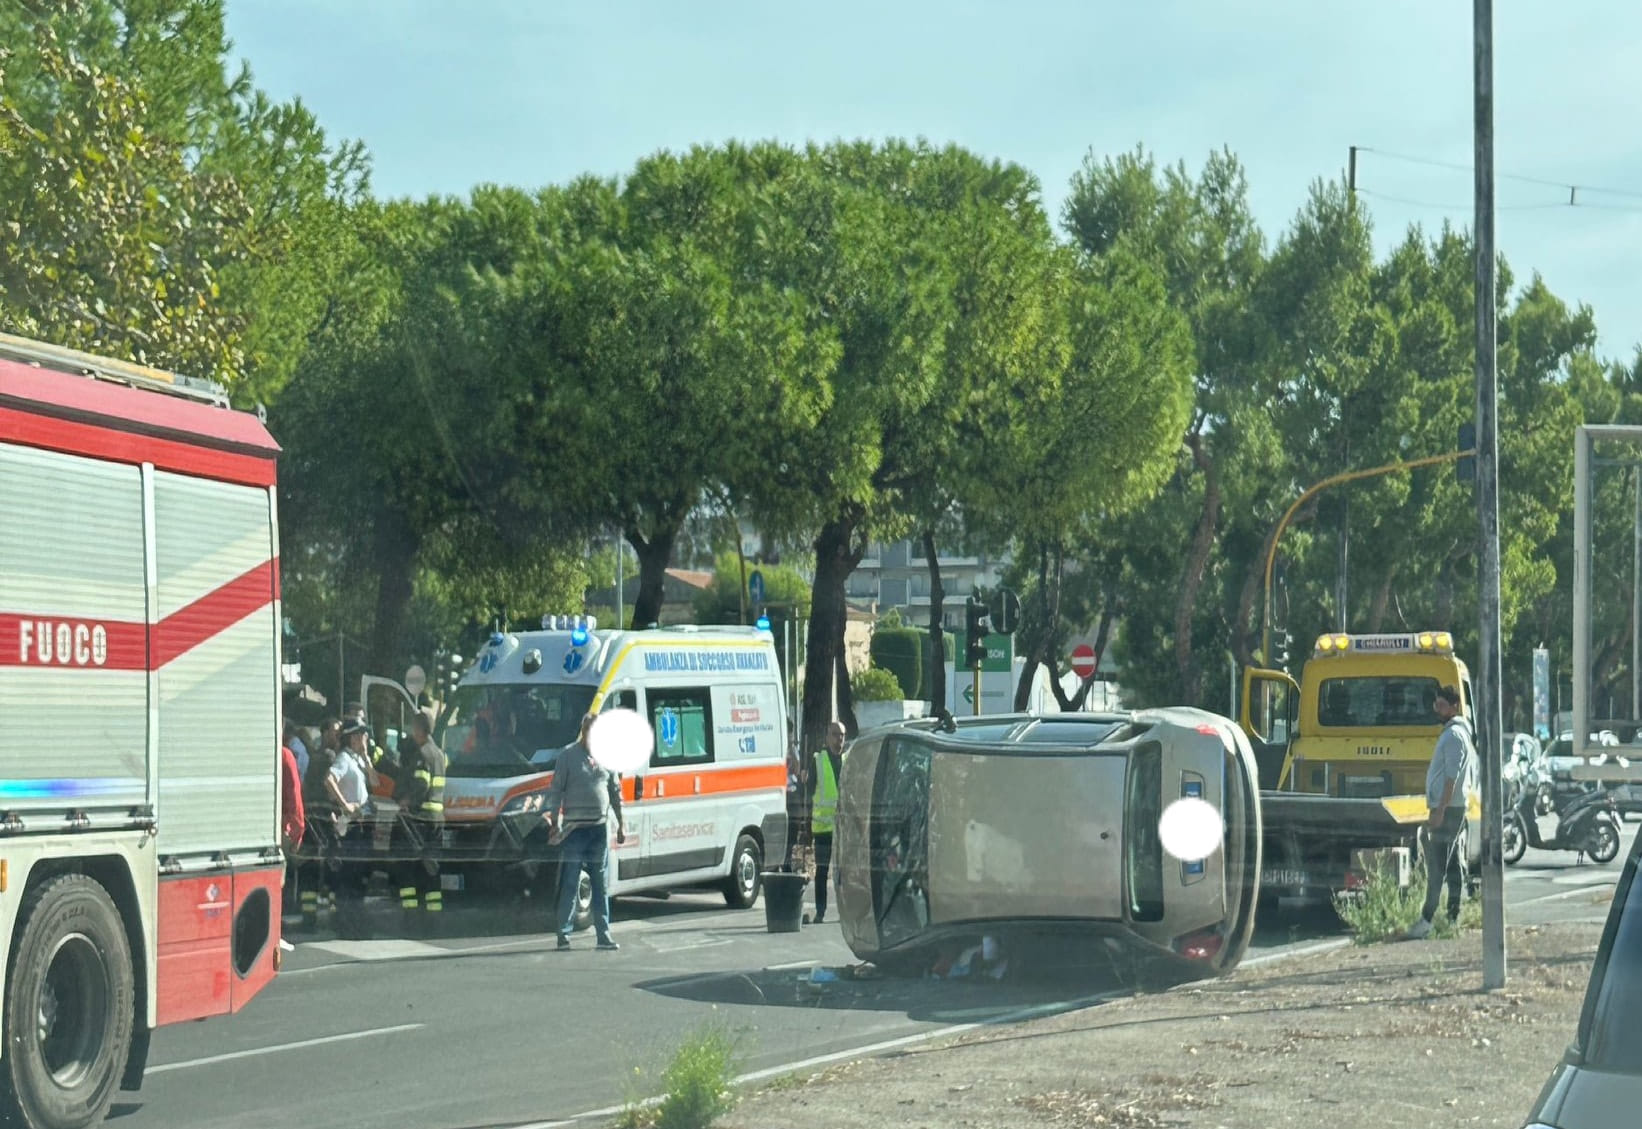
[762,872,806,933]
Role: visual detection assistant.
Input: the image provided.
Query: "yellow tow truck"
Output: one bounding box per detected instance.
[1241,630,1482,907]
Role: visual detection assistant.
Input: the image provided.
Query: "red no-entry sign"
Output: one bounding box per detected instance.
[1070,644,1097,679]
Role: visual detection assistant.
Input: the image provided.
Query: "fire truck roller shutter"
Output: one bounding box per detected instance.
[151,471,279,856]
[0,444,149,811]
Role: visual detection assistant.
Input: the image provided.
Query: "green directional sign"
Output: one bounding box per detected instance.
[961,632,1012,673]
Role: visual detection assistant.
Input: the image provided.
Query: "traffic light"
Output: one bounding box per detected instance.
[964,595,990,668]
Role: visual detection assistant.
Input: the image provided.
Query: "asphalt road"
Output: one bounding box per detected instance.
[112,822,1636,1129]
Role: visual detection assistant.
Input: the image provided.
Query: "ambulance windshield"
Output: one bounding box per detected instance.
[437,683,597,777]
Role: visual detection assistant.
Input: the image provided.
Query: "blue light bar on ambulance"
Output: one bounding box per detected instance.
[755,614,771,632]
[570,624,590,646]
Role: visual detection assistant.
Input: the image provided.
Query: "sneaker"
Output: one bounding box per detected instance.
[1405,918,1433,941]
[556,935,572,950]
[596,937,620,952]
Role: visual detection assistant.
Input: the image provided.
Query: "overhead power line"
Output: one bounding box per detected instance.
[1349,145,1642,215]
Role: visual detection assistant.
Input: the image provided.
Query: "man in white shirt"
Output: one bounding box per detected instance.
[1407,685,1475,940]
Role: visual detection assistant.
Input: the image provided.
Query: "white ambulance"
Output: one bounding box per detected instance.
[422,620,789,918]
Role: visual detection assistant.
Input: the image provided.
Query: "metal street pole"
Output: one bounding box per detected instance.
[1632,469,1640,722]
[1474,0,1507,990]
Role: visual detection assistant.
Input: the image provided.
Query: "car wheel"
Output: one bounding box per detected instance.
[721,834,763,909]
[2,875,134,1129]
[1588,819,1621,864]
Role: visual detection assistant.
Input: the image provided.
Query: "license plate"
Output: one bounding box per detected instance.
[1261,868,1311,888]
[440,874,465,892]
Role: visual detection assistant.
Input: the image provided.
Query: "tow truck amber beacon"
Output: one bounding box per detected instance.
[0,333,287,1129]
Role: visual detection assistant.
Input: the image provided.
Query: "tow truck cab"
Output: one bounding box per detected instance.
[1240,631,1482,903]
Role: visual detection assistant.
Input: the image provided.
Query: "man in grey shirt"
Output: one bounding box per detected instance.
[542,713,625,951]
[1407,684,1474,939]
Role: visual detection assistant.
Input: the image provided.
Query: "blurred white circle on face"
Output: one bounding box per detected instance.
[587,709,654,775]
[1158,797,1224,863]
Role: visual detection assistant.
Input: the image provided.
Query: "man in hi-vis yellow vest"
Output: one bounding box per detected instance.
[806,721,847,924]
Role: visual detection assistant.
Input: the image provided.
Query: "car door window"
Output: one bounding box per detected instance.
[648,688,713,767]
[1583,847,1642,1071]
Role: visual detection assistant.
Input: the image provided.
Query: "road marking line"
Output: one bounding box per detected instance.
[305,939,447,961]
[650,938,735,954]
[147,1023,424,1074]
[559,992,1123,1123]
[1517,882,1618,906]
[1242,939,1351,967]
[282,920,688,975]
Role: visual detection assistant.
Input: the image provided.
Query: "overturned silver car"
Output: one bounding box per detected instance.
[833,710,1262,982]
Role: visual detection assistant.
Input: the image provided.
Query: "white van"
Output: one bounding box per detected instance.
[412,621,789,916]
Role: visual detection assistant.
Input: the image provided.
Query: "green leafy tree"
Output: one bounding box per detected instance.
[0,0,366,400]
[1062,147,1268,705]
[531,145,831,630]
[277,190,592,673]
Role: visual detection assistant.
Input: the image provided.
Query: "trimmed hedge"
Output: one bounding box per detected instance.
[870,625,924,700]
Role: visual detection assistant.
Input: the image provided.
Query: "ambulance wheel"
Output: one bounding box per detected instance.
[721,834,763,909]
[2,874,134,1129]
[574,871,594,931]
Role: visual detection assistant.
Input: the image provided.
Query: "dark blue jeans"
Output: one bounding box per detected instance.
[556,824,612,941]
[1420,807,1467,925]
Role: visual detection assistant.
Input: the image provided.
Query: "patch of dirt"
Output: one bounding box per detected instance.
[719,923,1602,1129]
[1020,1072,1221,1127]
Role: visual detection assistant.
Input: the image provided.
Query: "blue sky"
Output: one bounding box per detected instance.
[225,0,1642,358]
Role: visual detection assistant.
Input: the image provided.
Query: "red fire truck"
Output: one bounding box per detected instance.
[0,333,285,1129]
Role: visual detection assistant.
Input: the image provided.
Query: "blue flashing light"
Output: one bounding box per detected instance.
[755,614,771,632]
[489,632,505,646]
[570,625,590,646]
[0,777,140,800]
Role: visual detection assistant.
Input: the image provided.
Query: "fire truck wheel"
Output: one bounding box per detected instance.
[2,874,134,1129]
[721,834,763,909]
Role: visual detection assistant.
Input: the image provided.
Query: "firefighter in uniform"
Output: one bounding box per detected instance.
[393,710,447,920]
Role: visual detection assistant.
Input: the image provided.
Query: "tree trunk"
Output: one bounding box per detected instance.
[1367,564,1398,632]
[1334,496,1350,632]
[1176,433,1220,707]
[923,528,946,713]
[1435,558,1455,630]
[801,515,863,757]
[835,637,857,738]
[626,523,679,629]
[368,509,417,677]
[1028,592,1116,712]
[1015,542,1064,711]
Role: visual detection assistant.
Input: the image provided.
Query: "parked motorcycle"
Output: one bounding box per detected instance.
[1503,781,1622,865]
